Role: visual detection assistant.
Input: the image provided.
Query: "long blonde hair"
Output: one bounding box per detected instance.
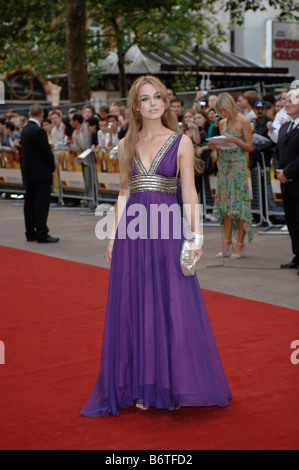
[121,75,180,188]
[215,92,238,118]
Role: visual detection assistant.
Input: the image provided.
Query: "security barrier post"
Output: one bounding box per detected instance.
[258,153,286,235]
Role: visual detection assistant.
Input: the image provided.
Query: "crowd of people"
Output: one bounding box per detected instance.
[0,102,129,166]
[0,88,293,206]
[0,102,130,208]
[0,88,290,160]
[0,87,291,185]
[1,83,298,272]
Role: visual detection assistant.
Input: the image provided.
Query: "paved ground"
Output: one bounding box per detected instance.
[1,198,298,310]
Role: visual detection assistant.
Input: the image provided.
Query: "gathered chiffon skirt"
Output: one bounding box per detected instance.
[80,190,231,417]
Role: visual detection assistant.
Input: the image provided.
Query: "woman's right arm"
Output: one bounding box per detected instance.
[106,139,130,264]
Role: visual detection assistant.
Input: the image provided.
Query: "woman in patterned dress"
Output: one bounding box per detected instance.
[208,92,254,259]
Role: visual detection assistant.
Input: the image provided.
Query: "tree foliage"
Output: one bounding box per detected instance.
[0,0,298,99]
[224,0,298,23]
[66,0,90,102]
[0,0,66,78]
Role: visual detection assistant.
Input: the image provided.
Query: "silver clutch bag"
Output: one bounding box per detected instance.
[180,240,198,277]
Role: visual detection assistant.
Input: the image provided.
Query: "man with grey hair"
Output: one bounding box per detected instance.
[21,103,59,243]
[274,89,299,275]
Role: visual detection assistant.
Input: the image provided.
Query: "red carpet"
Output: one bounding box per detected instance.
[0,245,298,450]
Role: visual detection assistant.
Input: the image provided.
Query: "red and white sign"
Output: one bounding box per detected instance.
[266,20,299,77]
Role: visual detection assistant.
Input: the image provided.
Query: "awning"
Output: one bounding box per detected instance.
[95,44,292,78]
[91,45,160,75]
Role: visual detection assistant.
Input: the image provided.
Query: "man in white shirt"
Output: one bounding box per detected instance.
[267,91,291,143]
[49,111,65,145]
[97,119,110,148]
[243,90,260,120]
[69,113,93,208]
[107,114,119,150]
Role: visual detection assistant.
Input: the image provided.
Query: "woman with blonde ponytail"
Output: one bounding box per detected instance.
[81,75,231,417]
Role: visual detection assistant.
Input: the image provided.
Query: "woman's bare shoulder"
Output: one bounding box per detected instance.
[117,138,126,157]
[118,137,125,149]
[179,133,194,149]
[238,113,251,125]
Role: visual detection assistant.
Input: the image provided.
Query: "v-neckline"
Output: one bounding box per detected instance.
[135,133,178,175]
[223,116,237,133]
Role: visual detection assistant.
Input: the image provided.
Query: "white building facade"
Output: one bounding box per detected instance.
[232,2,298,78]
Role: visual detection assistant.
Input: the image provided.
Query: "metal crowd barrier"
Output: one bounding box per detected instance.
[0,148,287,235]
[54,146,120,208]
[200,164,263,228]
[199,157,286,235]
[0,147,26,197]
[250,164,264,227]
[258,153,286,235]
[201,174,218,226]
[0,146,119,208]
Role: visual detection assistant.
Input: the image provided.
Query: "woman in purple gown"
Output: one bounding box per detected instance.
[80,76,231,417]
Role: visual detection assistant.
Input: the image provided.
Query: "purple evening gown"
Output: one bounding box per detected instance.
[80,133,231,417]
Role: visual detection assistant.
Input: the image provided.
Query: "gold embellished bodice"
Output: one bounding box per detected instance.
[129,133,181,194]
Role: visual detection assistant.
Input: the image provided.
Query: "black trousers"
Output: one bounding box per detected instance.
[283,185,299,265]
[24,180,52,241]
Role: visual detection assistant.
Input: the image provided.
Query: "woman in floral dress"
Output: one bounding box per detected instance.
[208,92,254,259]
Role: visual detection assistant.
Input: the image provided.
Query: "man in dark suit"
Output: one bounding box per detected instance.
[274,90,299,275]
[21,104,59,243]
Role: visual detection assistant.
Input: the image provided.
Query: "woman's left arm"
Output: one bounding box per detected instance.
[190,124,201,145]
[178,135,204,261]
[225,116,253,153]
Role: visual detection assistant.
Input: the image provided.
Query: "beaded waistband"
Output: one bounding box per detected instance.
[129,174,178,194]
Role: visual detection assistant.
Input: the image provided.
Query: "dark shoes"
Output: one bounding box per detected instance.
[26,235,37,242]
[280,261,298,269]
[27,233,59,243]
[37,235,60,243]
[281,261,299,274]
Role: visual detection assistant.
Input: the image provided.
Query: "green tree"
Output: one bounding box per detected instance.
[88,0,299,96]
[0,0,298,101]
[0,0,66,80]
[88,0,228,96]
[66,0,90,102]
